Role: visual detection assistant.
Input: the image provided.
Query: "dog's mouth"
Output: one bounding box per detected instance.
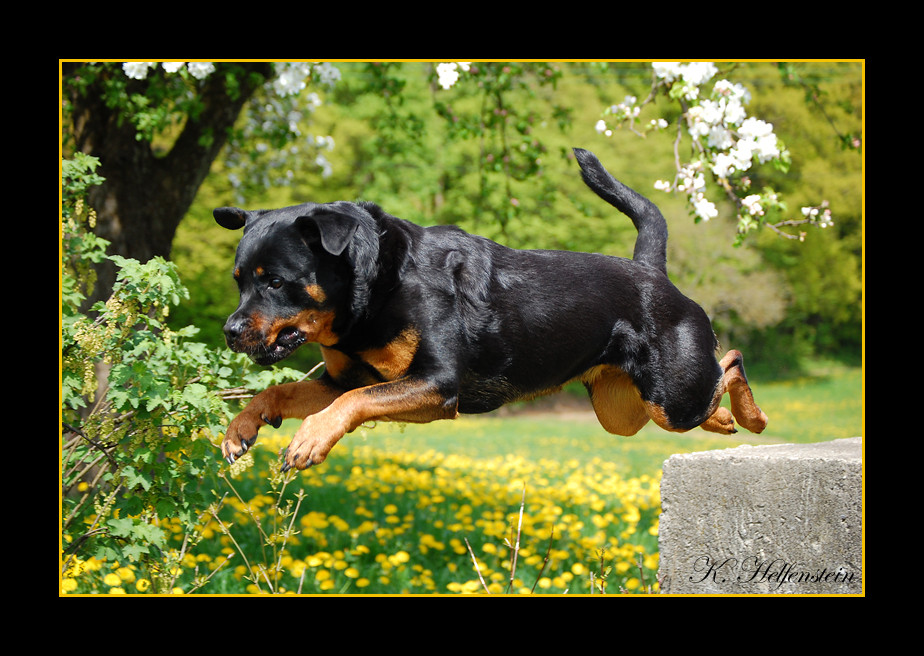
[251,326,306,365]
[226,308,337,366]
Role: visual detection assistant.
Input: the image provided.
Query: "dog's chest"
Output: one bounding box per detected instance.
[321,326,420,386]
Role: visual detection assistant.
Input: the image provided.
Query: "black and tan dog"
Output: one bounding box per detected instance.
[215,148,767,471]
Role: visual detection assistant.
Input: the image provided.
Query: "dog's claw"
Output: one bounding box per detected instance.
[263,414,283,429]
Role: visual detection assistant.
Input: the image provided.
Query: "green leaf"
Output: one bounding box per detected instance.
[121,465,152,491]
[122,542,150,562]
[108,516,135,538]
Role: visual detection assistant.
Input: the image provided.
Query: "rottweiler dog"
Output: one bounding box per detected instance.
[215,148,767,471]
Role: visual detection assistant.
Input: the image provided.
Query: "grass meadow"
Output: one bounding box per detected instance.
[62,364,862,595]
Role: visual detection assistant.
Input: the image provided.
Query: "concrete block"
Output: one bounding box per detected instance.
[658,437,862,595]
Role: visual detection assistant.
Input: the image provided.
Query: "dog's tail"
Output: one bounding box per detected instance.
[574,148,668,274]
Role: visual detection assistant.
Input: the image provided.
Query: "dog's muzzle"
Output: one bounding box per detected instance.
[223,315,304,365]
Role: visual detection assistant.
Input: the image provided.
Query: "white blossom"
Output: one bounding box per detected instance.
[653,62,682,82]
[723,97,747,125]
[313,62,341,86]
[315,154,333,178]
[712,152,737,179]
[739,117,774,139]
[312,134,335,151]
[186,62,215,79]
[273,62,312,96]
[692,194,717,221]
[707,126,734,150]
[713,79,751,104]
[436,62,470,90]
[654,179,672,192]
[122,62,156,80]
[742,194,763,216]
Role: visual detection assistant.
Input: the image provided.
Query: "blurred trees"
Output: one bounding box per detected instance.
[62,62,274,306]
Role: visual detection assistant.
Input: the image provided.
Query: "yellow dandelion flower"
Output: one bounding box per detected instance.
[103,572,122,587]
[135,579,151,592]
[61,578,78,593]
[459,580,482,594]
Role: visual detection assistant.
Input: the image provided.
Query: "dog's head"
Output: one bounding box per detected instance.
[215,201,380,365]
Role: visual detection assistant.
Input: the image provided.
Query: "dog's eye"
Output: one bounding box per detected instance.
[269,277,283,289]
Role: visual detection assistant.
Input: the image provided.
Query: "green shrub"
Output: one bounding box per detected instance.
[60,153,299,593]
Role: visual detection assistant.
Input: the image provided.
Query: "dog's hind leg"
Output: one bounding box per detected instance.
[721,349,768,433]
[699,350,768,434]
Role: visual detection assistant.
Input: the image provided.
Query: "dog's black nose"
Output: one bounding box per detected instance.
[223,316,246,345]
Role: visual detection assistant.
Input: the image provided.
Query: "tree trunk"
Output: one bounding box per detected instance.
[63,62,274,305]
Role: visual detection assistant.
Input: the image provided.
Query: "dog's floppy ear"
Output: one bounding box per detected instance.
[214,207,251,230]
[297,211,360,256]
[297,204,381,321]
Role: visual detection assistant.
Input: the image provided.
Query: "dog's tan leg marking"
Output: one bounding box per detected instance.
[696,350,768,434]
[718,349,768,433]
[582,350,767,437]
[698,406,736,434]
[582,365,650,436]
[282,377,459,470]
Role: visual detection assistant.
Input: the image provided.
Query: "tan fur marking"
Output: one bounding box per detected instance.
[644,401,686,433]
[359,326,421,381]
[581,365,650,436]
[305,283,327,304]
[695,349,768,434]
[265,308,339,347]
[719,350,768,433]
[283,377,458,469]
[320,346,354,381]
[699,406,736,434]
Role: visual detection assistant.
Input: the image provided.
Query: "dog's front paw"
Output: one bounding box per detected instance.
[222,409,282,464]
[281,416,343,471]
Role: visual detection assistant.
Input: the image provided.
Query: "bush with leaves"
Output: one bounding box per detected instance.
[60,153,300,593]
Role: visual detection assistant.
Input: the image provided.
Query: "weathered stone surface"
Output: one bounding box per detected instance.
[658,437,862,594]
